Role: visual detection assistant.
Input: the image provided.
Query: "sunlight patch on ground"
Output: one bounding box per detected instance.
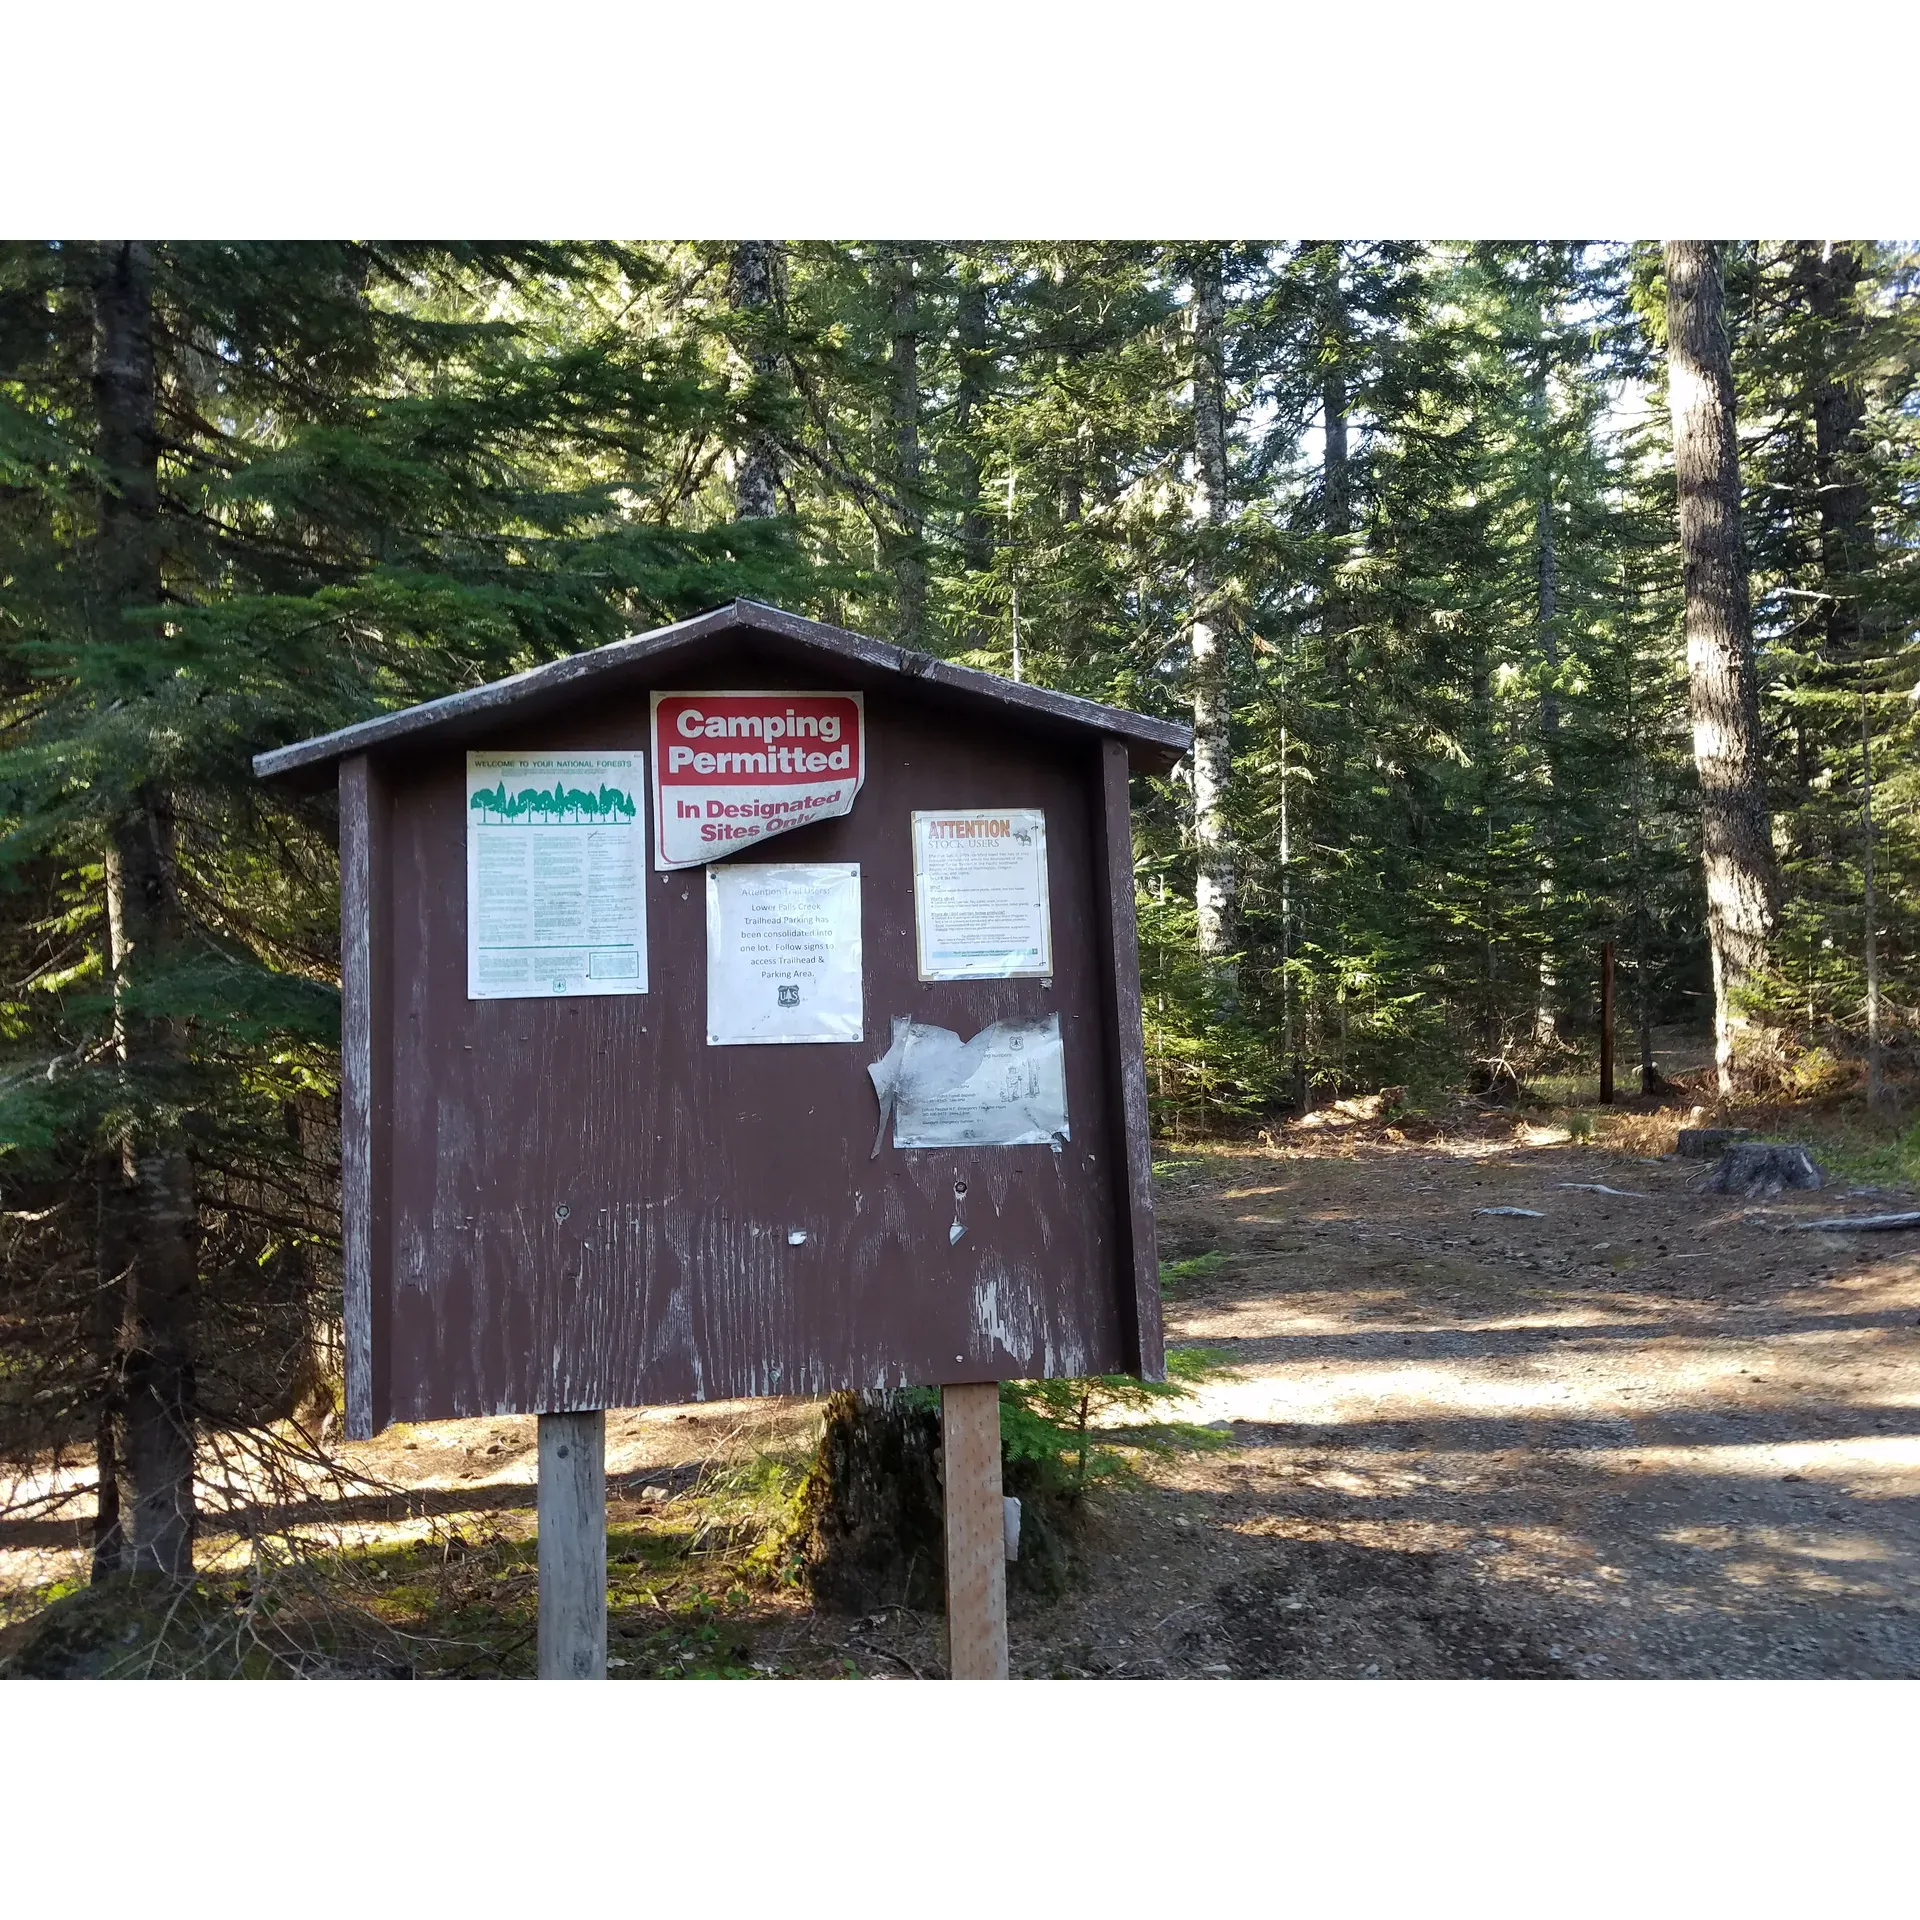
[1096,1345,1920,1485]
[1618,1437,1920,1485]
[1662,1524,1903,1570]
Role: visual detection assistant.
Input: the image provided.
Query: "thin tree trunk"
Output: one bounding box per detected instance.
[1314,244,1350,1066]
[1189,249,1234,986]
[94,241,198,1577]
[1471,639,1501,1055]
[90,1154,131,1581]
[1321,268,1351,693]
[1323,378,1350,557]
[1537,494,1560,735]
[885,245,927,650]
[727,242,783,520]
[1800,242,1872,655]
[1860,697,1884,1110]
[953,267,992,591]
[1637,893,1658,1094]
[1627,667,1660,1096]
[1280,702,1299,1103]
[1535,422,1560,1047]
[1664,240,1781,1096]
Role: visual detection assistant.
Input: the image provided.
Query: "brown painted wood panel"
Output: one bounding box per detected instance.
[356,657,1148,1428]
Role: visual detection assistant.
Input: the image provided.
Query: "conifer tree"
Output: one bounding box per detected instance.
[1664,240,1782,1093]
[0,240,806,1570]
[1726,240,1920,1099]
[727,242,786,521]
[1187,246,1236,987]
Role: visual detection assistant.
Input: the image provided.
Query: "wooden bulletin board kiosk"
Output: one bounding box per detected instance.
[255,599,1191,1677]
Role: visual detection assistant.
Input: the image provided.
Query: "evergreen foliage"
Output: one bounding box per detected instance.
[0,242,811,1541]
[3,236,1917,1573]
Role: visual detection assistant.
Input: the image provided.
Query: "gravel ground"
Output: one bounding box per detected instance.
[979,1121,1920,1678]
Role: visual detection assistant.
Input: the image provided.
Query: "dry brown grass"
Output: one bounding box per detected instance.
[1595,1105,1694,1158]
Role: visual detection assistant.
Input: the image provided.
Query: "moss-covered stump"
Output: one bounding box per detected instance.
[786,1387,1082,1613]
[790,1389,946,1612]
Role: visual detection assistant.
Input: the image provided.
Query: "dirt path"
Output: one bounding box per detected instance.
[996,1122,1920,1677]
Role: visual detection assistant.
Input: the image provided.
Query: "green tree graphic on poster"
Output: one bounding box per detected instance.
[469,781,637,823]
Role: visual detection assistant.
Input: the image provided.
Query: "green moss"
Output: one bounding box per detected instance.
[1,1577,296,1680]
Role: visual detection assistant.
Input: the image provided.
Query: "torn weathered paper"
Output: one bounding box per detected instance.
[867,1014,1069,1150]
[652,690,864,870]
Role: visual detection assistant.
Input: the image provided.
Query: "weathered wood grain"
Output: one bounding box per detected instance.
[941,1382,1008,1679]
[1090,738,1165,1380]
[254,600,1191,790]
[338,754,383,1440]
[368,680,1137,1421]
[537,1409,607,1680]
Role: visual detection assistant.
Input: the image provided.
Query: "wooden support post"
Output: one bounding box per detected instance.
[1599,939,1616,1106]
[941,1382,1009,1679]
[537,1410,607,1679]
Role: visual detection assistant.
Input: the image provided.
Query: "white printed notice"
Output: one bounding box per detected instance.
[652,690,865,870]
[706,862,863,1045]
[465,752,648,1000]
[911,808,1052,980]
[867,1014,1070,1150]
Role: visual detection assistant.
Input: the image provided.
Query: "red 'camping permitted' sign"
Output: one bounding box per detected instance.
[650,690,866,869]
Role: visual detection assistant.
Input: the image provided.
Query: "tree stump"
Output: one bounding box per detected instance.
[1706,1142,1823,1198]
[790,1387,1077,1611]
[792,1389,946,1612]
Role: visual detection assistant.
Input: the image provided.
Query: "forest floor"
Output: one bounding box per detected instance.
[1039,1114,1920,1678]
[5,1077,1919,1678]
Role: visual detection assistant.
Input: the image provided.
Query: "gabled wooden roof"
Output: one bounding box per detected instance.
[252,598,1192,790]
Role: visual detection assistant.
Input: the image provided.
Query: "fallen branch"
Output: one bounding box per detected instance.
[1765,1212,1920,1234]
[1475,1206,1545,1218]
[1554,1183,1650,1199]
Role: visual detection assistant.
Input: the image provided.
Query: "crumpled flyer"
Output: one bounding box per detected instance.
[868,1013,1070,1153]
